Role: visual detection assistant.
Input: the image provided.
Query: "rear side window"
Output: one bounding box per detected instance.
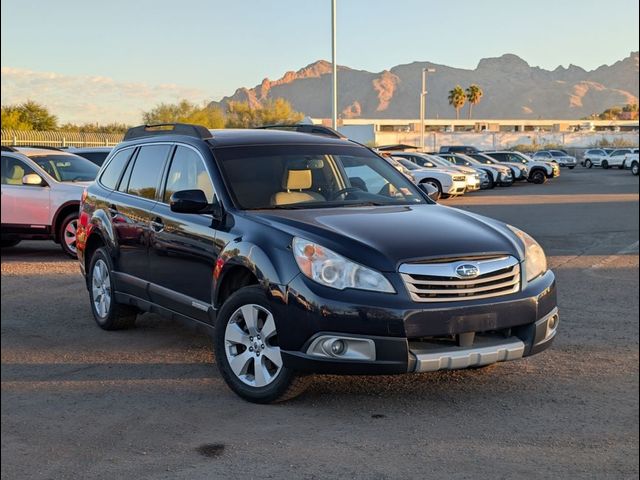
[100,149,133,190]
[163,146,215,203]
[127,144,171,200]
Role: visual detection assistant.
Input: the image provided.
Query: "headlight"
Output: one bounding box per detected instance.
[507,226,548,282]
[292,237,395,293]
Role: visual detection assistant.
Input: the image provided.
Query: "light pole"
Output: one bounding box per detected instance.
[420,67,436,151]
[331,0,337,130]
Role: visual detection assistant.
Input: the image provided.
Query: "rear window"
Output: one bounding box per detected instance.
[100,148,133,190]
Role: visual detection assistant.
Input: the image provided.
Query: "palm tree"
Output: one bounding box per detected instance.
[466,84,483,119]
[447,86,466,120]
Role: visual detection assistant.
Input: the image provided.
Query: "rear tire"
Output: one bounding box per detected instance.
[1,238,21,248]
[585,159,593,168]
[568,166,575,170]
[59,212,79,258]
[88,247,137,330]
[214,286,311,403]
[632,163,639,176]
[485,173,495,189]
[602,160,609,169]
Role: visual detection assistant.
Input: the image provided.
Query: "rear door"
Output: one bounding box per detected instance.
[107,144,172,299]
[148,145,218,322]
[1,154,51,228]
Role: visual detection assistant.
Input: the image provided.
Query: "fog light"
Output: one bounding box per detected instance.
[548,315,558,330]
[330,339,346,355]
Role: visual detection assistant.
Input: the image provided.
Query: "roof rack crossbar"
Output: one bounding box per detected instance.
[124,123,212,141]
[257,124,346,139]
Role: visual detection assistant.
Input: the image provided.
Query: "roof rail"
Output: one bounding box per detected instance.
[124,123,212,141]
[258,124,346,139]
[1,145,17,152]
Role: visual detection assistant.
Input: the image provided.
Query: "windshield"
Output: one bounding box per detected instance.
[31,154,99,182]
[427,155,456,169]
[396,158,421,171]
[471,154,495,165]
[215,145,427,209]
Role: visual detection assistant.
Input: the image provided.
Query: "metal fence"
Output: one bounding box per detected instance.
[1,129,123,147]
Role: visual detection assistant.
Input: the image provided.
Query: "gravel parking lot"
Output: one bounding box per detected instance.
[2,168,638,479]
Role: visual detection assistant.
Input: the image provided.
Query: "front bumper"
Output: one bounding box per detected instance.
[446,180,468,195]
[275,270,558,375]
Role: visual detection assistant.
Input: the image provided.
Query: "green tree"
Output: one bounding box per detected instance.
[225,98,303,128]
[142,100,225,129]
[59,122,130,133]
[622,103,638,113]
[1,101,58,130]
[465,84,483,119]
[447,86,466,120]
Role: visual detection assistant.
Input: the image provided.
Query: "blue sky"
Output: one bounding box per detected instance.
[1,0,638,123]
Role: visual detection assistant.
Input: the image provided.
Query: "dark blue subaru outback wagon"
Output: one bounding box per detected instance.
[77,123,558,403]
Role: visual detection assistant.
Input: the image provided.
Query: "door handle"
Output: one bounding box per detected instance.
[150,217,164,233]
[108,204,118,217]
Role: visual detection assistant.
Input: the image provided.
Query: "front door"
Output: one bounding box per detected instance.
[1,154,50,229]
[148,145,218,323]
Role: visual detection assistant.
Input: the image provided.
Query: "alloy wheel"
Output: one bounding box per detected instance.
[224,304,283,388]
[64,219,78,254]
[92,259,112,318]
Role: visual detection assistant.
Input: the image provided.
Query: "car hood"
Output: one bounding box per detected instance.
[249,205,522,272]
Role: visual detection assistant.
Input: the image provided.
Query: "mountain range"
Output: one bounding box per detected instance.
[210,52,639,120]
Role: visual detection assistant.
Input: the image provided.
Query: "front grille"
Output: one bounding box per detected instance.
[399,256,521,302]
[453,175,466,181]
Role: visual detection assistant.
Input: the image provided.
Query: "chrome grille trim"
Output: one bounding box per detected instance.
[399,256,521,302]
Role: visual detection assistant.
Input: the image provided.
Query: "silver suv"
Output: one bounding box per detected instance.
[1,147,98,256]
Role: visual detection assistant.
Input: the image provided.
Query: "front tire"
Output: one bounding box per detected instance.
[530,170,547,184]
[214,286,310,403]
[602,160,609,169]
[59,212,79,258]
[632,163,639,176]
[421,179,442,200]
[88,247,137,330]
[585,159,593,168]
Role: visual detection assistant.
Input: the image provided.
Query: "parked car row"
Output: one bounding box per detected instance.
[582,148,639,174]
[377,147,560,200]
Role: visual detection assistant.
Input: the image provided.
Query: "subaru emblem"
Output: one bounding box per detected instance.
[455,263,479,279]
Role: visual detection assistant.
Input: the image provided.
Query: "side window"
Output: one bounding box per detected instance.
[163,146,215,203]
[1,155,36,185]
[343,158,389,195]
[127,145,172,200]
[117,152,136,193]
[100,148,133,190]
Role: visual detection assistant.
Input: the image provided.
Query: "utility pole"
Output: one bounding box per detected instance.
[420,68,436,151]
[331,0,337,130]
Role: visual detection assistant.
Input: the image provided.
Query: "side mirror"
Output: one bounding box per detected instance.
[419,183,441,202]
[170,189,210,214]
[22,173,45,186]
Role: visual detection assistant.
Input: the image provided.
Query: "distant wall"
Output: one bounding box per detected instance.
[373,131,640,153]
[337,124,376,145]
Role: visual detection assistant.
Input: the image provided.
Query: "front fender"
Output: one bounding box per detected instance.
[213,239,297,307]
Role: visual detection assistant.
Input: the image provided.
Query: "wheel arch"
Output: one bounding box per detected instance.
[213,240,291,309]
[52,201,80,242]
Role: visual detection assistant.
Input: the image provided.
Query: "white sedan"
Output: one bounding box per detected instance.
[393,157,467,198]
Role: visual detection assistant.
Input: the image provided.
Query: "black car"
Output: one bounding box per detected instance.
[77,123,558,403]
[439,145,480,155]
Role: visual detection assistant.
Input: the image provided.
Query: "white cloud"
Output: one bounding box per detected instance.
[0,67,209,124]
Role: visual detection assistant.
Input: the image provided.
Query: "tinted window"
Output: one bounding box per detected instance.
[30,154,98,182]
[163,146,215,203]
[127,145,171,200]
[117,153,136,193]
[100,148,133,190]
[76,151,110,166]
[1,155,36,185]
